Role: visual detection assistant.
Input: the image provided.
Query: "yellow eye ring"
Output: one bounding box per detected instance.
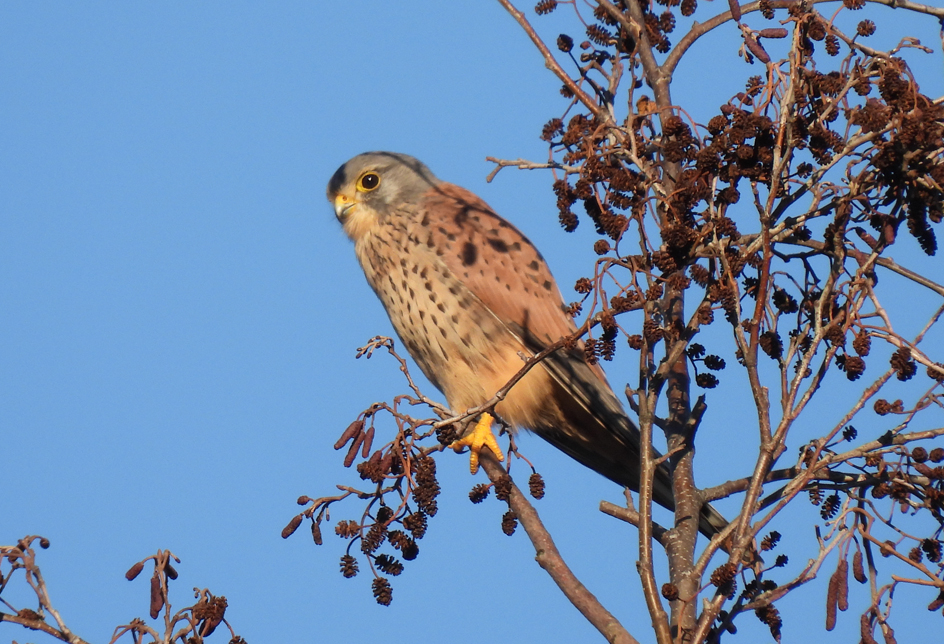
[357,172,381,192]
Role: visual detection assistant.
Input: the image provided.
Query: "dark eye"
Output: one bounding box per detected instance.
[358,172,381,191]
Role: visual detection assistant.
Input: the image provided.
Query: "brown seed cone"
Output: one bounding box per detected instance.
[343,431,365,468]
[16,608,41,622]
[469,483,490,504]
[760,531,781,551]
[890,347,917,381]
[281,514,303,539]
[339,554,358,578]
[334,419,365,450]
[852,551,867,583]
[860,613,879,644]
[402,511,428,540]
[921,538,942,562]
[494,474,513,502]
[195,596,227,637]
[435,423,458,446]
[374,554,404,576]
[826,570,839,630]
[528,473,546,500]
[743,34,770,64]
[661,583,679,601]
[853,329,871,356]
[825,34,840,56]
[149,573,164,619]
[388,530,410,550]
[880,540,896,558]
[710,562,737,587]
[857,20,876,37]
[501,510,518,536]
[836,559,849,611]
[361,425,375,458]
[372,577,393,606]
[755,604,782,640]
[928,591,944,612]
[335,520,360,539]
[125,561,145,581]
[360,522,386,555]
[401,539,419,561]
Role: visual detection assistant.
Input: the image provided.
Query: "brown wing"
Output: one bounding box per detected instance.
[416,183,586,354]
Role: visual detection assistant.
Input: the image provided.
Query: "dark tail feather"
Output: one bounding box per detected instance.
[536,354,728,540]
[698,502,729,537]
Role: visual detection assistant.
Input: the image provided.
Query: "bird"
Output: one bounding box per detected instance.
[327,151,727,538]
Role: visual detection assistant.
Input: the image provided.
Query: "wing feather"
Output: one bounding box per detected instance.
[417,184,575,338]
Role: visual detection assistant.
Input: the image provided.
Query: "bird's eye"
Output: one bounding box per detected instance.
[357,172,381,192]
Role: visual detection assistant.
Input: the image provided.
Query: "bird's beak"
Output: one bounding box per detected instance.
[333,192,357,221]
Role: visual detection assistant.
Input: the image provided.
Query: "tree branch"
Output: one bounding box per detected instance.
[479,454,640,644]
[494,0,609,122]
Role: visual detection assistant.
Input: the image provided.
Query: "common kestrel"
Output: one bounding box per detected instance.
[327,151,726,537]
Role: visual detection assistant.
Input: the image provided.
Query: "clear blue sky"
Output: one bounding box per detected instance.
[2,2,942,643]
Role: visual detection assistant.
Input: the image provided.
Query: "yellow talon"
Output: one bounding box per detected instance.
[450,412,504,473]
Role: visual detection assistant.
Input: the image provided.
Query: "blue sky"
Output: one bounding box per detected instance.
[2,2,942,643]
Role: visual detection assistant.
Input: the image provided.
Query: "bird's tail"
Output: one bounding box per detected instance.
[536,351,728,540]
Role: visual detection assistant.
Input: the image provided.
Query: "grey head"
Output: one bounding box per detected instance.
[326,152,441,226]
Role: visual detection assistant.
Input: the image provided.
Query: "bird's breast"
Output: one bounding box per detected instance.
[354,222,537,414]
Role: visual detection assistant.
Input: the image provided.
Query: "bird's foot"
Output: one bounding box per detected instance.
[450,412,504,474]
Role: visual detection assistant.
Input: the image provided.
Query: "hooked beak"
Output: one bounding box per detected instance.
[332,192,357,221]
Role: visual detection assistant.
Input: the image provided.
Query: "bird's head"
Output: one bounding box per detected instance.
[327,152,440,242]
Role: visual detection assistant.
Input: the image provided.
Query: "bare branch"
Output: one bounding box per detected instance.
[480,454,641,644]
